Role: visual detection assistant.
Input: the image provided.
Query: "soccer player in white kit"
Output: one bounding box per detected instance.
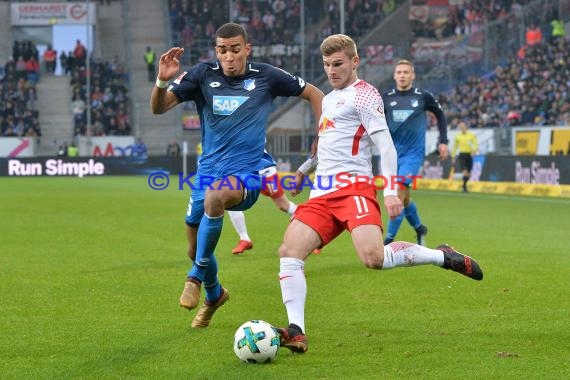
[275,34,483,354]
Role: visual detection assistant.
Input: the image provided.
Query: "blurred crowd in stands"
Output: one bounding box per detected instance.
[327,0,397,41]
[169,0,315,72]
[1,37,131,139]
[68,40,131,137]
[167,0,569,131]
[427,0,570,129]
[411,0,539,39]
[439,36,570,129]
[1,40,41,137]
[168,0,403,77]
[2,0,569,150]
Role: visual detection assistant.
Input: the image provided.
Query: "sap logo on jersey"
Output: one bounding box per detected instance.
[392,109,413,122]
[213,96,249,115]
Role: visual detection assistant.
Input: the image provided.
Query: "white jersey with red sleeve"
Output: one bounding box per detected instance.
[310,79,388,199]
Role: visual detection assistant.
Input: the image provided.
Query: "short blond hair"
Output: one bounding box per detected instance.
[320,34,358,58]
[395,59,415,72]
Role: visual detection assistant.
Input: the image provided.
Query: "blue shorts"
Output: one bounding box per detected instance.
[398,156,423,187]
[185,172,261,226]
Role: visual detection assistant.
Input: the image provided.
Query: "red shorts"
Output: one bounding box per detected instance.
[293,185,382,246]
[260,173,285,199]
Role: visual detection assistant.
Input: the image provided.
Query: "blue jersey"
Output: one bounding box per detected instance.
[382,87,448,159]
[170,61,306,178]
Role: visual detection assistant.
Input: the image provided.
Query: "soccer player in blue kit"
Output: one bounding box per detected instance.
[382,60,449,246]
[150,23,323,328]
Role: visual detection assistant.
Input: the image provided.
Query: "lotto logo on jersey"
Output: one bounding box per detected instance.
[392,109,413,123]
[213,96,249,115]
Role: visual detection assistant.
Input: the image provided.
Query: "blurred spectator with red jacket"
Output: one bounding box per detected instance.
[43,44,57,73]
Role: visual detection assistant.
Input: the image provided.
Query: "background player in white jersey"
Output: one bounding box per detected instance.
[150,23,323,328]
[228,166,297,254]
[275,34,483,354]
[229,166,322,255]
[382,60,449,246]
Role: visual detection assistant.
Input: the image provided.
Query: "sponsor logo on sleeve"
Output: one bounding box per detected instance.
[173,71,187,84]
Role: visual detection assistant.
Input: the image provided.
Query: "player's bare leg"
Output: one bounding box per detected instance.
[271,194,297,215]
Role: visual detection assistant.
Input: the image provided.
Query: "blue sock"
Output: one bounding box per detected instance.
[404,201,422,230]
[203,255,222,303]
[188,213,223,282]
[386,210,404,240]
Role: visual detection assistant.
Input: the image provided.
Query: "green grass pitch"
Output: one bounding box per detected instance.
[1,176,569,379]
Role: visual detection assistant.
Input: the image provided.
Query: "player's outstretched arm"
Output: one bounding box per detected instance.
[290,156,318,196]
[310,136,319,158]
[370,130,402,219]
[290,171,306,197]
[289,83,322,196]
[298,83,324,131]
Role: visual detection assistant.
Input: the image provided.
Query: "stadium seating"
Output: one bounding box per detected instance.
[438,36,570,129]
[5,1,565,155]
[410,0,536,40]
[167,0,405,82]
[69,55,131,136]
[401,0,570,129]
[1,40,41,138]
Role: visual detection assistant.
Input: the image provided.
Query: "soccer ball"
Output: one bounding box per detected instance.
[233,320,280,364]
